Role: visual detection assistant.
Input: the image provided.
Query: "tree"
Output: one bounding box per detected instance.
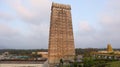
[83,57,94,67]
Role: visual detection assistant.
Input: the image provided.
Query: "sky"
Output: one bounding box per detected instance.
[0,0,120,49]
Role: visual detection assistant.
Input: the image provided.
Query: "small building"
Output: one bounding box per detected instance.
[32,51,48,59]
[37,52,48,58]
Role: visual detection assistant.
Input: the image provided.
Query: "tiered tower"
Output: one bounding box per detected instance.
[48,2,75,64]
[107,43,113,53]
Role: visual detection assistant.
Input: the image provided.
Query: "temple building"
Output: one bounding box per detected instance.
[98,43,117,54]
[93,43,120,60]
[48,2,75,65]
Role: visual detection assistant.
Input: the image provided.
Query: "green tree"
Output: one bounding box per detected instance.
[83,57,94,67]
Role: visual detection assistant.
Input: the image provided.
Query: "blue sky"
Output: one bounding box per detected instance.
[0,0,120,49]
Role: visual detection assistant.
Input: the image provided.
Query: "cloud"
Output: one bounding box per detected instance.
[75,21,97,48]
[0,12,14,21]
[1,0,120,49]
[0,0,51,49]
[0,23,19,37]
[0,23,49,49]
[0,23,22,49]
[99,0,120,48]
[5,0,51,25]
[99,0,120,33]
[75,0,120,48]
[79,21,94,33]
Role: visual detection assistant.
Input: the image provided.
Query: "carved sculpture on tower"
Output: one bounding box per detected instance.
[48,2,75,64]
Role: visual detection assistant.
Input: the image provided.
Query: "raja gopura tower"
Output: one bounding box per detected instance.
[48,3,75,64]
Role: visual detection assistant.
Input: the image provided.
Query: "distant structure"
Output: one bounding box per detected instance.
[95,43,120,54]
[107,43,113,53]
[37,52,48,58]
[48,2,75,65]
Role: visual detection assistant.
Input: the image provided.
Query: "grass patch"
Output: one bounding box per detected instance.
[106,61,120,67]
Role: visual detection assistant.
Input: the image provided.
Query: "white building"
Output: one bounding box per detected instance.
[0,60,48,67]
